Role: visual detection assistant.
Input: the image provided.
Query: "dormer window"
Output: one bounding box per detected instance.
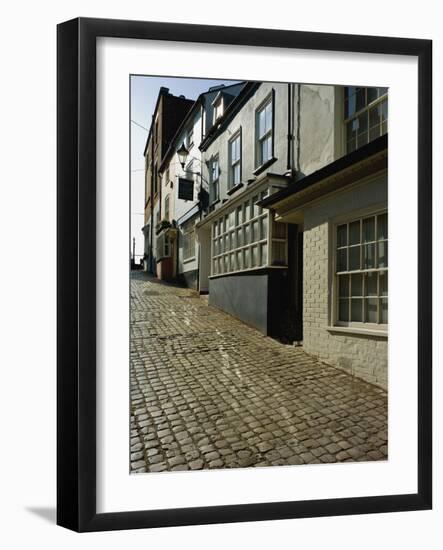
[212,93,224,123]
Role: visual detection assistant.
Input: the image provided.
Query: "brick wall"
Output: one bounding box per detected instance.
[302,174,388,389]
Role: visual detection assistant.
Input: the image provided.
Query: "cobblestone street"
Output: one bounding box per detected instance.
[130,272,388,473]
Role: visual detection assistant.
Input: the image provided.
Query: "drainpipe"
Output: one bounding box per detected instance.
[287,82,292,171]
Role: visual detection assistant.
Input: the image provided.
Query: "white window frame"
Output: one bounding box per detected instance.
[344,87,388,154]
[209,155,220,205]
[228,129,242,189]
[156,232,171,260]
[212,95,223,124]
[210,186,288,277]
[333,209,388,330]
[164,194,170,221]
[182,220,196,262]
[255,92,274,169]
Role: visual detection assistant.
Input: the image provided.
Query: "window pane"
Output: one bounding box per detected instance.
[339,299,349,322]
[243,248,250,269]
[347,138,356,153]
[244,224,250,244]
[258,108,266,137]
[272,241,286,265]
[379,271,388,296]
[363,243,375,269]
[230,253,235,271]
[251,245,258,267]
[230,230,236,249]
[347,119,358,142]
[378,241,388,268]
[236,250,242,270]
[377,213,388,240]
[351,273,363,296]
[380,298,388,323]
[349,220,360,245]
[251,221,259,242]
[355,88,366,111]
[351,299,363,322]
[261,216,268,240]
[349,246,360,270]
[369,104,381,130]
[224,235,230,252]
[365,298,378,323]
[338,274,349,298]
[260,243,268,266]
[213,239,218,255]
[265,102,272,132]
[337,248,347,272]
[236,228,243,247]
[273,220,286,239]
[337,224,347,247]
[363,216,375,242]
[233,163,241,184]
[366,272,378,296]
[367,87,378,104]
[244,200,251,221]
[224,255,229,272]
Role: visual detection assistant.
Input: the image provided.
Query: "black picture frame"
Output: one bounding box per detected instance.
[57,17,432,532]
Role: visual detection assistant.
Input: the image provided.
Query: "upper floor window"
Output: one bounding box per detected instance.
[153,165,158,194]
[213,95,223,123]
[228,131,242,188]
[256,94,274,167]
[209,155,219,204]
[335,212,388,326]
[164,195,170,221]
[344,87,388,153]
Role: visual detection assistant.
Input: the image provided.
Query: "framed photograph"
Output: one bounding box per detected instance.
[57,17,432,532]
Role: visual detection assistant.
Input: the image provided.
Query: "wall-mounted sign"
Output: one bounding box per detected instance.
[178,178,194,201]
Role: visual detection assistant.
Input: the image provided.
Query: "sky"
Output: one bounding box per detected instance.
[130,76,240,262]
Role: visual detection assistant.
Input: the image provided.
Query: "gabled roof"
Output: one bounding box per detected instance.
[159,81,246,172]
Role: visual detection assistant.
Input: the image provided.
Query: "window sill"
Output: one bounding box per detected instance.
[326,325,388,338]
[183,256,196,264]
[226,182,244,196]
[253,156,277,177]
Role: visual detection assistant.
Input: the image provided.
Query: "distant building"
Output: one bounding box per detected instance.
[142,87,194,274]
[154,82,244,288]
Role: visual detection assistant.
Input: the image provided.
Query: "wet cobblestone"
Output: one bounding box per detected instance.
[130,272,388,473]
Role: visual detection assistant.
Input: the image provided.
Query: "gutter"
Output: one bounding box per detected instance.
[258,134,388,209]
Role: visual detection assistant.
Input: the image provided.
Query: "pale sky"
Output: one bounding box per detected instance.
[130,75,240,262]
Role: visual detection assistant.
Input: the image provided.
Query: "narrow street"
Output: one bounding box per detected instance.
[130,271,388,473]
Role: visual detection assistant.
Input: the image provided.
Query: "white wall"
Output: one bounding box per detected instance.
[0,2,441,550]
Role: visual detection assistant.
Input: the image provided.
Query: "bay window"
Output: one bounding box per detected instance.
[335,212,388,326]
[211,188,287,276]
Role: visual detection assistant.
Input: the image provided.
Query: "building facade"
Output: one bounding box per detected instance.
[140,80,388,388]
[152,82,244,288]
[260,89,388,388]
[142,87,194,274]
